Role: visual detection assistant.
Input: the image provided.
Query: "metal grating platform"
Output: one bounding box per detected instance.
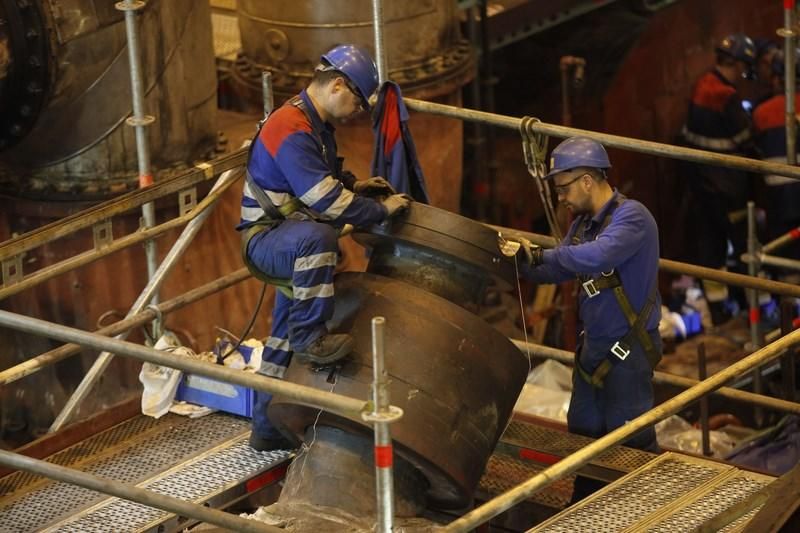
[0,413,291,533]
[528,452,773,532]
[500,420,656,474]
[478,418,658,512]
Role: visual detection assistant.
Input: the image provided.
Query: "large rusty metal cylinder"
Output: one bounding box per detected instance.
[0,0,219,198]
[231,0,472,211]
[270,204,528,517]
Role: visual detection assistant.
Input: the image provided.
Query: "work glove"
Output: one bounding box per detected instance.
[498,235,543,267]
[381,193,413,217]
[353,176,397,197]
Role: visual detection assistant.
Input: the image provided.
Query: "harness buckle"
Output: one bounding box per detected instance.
[582,278,600,298]
[610,341,631,361]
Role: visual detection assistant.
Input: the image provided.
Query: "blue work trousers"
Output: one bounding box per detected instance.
[567,331,661,501]
[246,219,339,438]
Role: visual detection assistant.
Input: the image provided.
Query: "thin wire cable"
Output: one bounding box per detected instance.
[513,255,532,376]
[289,374,338,481]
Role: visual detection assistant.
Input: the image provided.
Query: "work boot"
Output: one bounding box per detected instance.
[293,333,354,365]
[249,432,295,452]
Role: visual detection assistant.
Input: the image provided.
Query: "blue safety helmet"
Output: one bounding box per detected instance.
[716,34,757,65]
[545,137,611,179]
[770,49,800,79]
[320,45,379,108]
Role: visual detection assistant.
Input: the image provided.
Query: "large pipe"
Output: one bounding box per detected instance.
[0,310,371,418]
[0,450,281,533]
[491,224,800,298]
[404,97,800,181]
[0,268,251,386]
[444,328,800,532]
[512,339,800,415]
[50,167,243,431]
[119,0,159,309]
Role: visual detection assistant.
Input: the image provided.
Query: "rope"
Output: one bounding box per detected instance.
[520,116,563,241]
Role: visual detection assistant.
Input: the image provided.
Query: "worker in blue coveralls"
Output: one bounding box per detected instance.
[238,44,413,452]
[513,137,662,502]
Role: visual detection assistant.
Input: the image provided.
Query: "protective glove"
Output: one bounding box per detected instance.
[353,177,397,197]
[381,193,413,217]
[498,235,543,267]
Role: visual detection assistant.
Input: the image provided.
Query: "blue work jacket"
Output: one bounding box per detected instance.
[523,191,661,364]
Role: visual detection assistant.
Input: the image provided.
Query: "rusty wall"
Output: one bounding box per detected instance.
[600,0,783,259]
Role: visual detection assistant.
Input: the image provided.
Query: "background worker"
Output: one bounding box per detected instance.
[514,137,662,501]
[753,48,800,263]
[237,44,412,451]
[680,33,757,325]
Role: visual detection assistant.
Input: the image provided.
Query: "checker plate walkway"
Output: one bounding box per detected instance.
[0,413,291,533]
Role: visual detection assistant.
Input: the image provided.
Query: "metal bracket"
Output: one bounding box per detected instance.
[362,405,404,424]
[114,1,146,12]
[610,341,631,361]
[582,278,600,298]
[92,219,113,250]
[125,115,155,127]
[2,254,23,286]
[178,187,197,216]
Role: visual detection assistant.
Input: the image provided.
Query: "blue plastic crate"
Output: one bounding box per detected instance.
[175,373,255,417]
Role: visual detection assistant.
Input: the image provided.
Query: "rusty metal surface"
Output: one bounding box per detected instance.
[0,0,219,198]
[354,202,516,307]
[270,272,528,509]
[0,148,246,263]
[231,0,473,101]
[277,425,428,518]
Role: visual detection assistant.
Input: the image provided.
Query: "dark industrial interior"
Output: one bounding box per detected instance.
[1,1,799,531]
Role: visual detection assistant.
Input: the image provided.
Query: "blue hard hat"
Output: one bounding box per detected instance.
[716,34,757,65]
[320,44,379,108]
[770,48,800,80]
[545,137,611,178]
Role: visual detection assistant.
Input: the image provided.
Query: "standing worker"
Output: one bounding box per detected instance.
[753,49,800,262]
[238,44,412,451]
[680,33,756,325]
[512,137,662,501]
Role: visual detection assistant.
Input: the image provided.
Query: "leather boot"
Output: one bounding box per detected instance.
[294,333,354,365]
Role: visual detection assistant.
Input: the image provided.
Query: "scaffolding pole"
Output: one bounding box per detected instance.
[404,97,800,180]
[512,339,800,414]
[0,310,372,418]
[118,0,159,323]
[492,224,800,298]
[443,328,800,532]
[0,268,250,386]
[50,168,244,431]
[0,450,281,533]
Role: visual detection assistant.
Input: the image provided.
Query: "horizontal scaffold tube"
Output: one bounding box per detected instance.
[512,339,800,415]
[443,328,800,532]
[0,268,251,386]
[404,98,800,180]
[490,225,800,298]
[0,310,371,418]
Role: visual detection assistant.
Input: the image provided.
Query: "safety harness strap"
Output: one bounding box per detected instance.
[572,194,660,387]
[240,224,294,299]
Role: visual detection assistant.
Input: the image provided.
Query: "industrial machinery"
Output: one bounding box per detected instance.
[267,202,529,528]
